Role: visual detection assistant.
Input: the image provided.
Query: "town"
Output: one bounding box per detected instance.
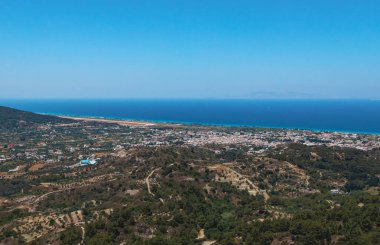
[1,119,379,179]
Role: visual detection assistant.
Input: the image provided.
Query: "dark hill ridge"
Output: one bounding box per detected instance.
[0,106,73,129]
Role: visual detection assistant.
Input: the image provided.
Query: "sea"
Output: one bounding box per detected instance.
[1,99,380,135]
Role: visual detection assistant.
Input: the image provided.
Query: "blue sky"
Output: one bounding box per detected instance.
[0,0,379,99]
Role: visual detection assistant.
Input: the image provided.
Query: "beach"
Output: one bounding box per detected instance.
[59,116,156,127]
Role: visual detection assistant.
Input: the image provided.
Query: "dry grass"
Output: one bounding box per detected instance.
[29,163,44,172]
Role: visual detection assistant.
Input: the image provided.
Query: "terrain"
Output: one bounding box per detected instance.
[0,106,379,245]
[0,106,73,130]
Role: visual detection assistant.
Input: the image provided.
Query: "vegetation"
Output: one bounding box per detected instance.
[271,143,380,191]
[0,106,72,130]
[0,107,379,244]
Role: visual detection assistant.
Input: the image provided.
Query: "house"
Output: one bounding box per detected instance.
[330,189,342,195]
[80,159,97,165]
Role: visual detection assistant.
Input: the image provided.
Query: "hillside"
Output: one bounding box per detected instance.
[0,106,72,129]
[0,111,379,244]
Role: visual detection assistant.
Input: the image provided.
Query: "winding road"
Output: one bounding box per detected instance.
[145,168,161,196]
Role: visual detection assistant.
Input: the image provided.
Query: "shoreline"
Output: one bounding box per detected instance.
[54,114,380,136]
[58,115,157,127]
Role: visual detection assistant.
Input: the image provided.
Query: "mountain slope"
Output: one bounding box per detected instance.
[0,106,73,129]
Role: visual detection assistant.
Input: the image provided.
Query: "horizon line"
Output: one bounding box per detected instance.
[1,97,380,101]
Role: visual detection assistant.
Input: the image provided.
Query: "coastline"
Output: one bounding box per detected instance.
[58,115,157,127]
[55,114,380,136]
[2,99,379,136]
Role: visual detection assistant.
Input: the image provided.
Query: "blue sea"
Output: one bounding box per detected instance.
[1,99,380,135]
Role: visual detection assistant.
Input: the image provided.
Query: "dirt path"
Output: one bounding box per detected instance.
[79,225,85,245]
[31,174,121,207]
[146,168,160,196]
[285,161,310,186]
[197,229,205,240]
[209,164,270,202]
[32,189,66,205]
[0,204,32,213]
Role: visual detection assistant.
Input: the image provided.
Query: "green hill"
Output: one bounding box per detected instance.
[0,106,73,129]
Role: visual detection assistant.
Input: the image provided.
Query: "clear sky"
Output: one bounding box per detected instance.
[0,0,379,99]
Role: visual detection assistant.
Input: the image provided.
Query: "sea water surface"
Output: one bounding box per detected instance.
[1,99,380,135]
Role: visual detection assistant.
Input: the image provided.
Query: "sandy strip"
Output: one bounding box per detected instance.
[58,116,156,127]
